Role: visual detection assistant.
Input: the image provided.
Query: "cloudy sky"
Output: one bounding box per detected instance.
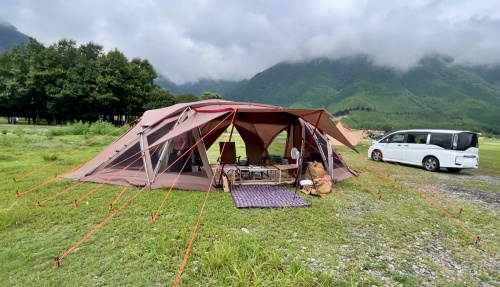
[2,0,500,84]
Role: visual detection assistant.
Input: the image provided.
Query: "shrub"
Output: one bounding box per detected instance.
[45,120,119,137]
[47,124,74,136]
[47,121,90,137]
[89,120,115,135]
[71,121,90,135]
[42,152,59,162]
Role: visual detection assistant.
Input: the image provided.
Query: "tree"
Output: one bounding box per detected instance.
[176,93,199,103]
[0,37,176,125]
[143,86,176,110]
[94,49,130,122]
[67,42,104,123]
[25,38,49,124]
[0,38,47,124]
[45,38,80,124]
[201,91,222,100]
[0,49,19,120]
[123,58,158,123]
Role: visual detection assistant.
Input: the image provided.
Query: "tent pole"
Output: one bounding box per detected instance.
[153,140,171,176]
[326,137,334,178]
[303,110,323,157]
[294,120,306,190]
[192,127,214,183]
[305,123,328,165]
[139,127,154,188]
[294,111,323,189]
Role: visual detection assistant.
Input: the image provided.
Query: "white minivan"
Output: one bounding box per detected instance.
[367,129,479,172]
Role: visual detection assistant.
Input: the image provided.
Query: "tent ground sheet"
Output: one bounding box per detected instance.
[230,184,311,208]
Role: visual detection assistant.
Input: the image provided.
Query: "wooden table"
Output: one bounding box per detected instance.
[212,165,298,186]
[273,164,298,184]
[211,164,239,185]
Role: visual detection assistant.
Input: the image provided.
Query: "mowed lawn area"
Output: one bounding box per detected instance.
[0,123,498,286]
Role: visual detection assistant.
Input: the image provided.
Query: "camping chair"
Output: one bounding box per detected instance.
[217,142,242,188]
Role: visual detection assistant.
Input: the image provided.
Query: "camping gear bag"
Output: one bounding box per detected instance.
[303,161,332,198]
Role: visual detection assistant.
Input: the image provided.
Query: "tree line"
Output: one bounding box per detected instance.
[0,38,221,126]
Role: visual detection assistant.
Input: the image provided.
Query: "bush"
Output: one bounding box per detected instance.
[47,123,81,137]
[89,119,116,135]
[42,152,59,162]
[71,121,90,135]
[45,120,120,137]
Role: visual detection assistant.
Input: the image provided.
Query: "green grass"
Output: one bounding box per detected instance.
[1,125,498,286]
[476,138,500,176]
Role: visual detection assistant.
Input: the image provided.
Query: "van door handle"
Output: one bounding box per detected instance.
[403,144,409,147]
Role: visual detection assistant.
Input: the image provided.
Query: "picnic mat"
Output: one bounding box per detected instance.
[231,185,311,208]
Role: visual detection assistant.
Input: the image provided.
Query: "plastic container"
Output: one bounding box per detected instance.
[267,155,282,164]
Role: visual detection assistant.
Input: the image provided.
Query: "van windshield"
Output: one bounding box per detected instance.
[457,132,478,151]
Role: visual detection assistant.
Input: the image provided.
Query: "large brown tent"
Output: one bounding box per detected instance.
[64,100,358,191]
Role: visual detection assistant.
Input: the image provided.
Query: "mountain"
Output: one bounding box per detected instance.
[0,21,30,51]
[158,55,500,134]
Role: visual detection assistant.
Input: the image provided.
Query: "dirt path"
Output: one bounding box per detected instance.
[429,173,500,210]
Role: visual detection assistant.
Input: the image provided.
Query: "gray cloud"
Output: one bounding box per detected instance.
[2,0,500,84]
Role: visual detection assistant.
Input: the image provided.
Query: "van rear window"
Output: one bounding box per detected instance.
[429,133,453,149]
[457,132,478,150]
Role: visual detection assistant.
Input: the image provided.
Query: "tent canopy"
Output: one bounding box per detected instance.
[64,100,358,191]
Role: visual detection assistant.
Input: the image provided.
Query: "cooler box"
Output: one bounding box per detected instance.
[263,155,282,165]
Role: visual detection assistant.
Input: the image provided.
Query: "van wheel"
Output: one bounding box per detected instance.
[423,156,439,172]
[447,168,462,173]
[371,150,383,162]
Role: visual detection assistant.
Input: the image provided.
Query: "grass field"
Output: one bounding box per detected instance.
[0,124,498,286]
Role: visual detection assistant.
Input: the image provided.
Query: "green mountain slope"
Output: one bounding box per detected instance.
[226,56,377,108]
[0,22,29,51]
[472,65,500,87]
[158,55,500,134]
[221,55,500,133]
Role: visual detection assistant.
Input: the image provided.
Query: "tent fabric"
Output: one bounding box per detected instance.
[328,123,364,147]
[301,119,356,182]
[64,100,358,191]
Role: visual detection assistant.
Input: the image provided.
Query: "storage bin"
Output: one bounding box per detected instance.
[266,155,282,164]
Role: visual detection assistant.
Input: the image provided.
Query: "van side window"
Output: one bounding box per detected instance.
[407,132,428,144]
[429,133,453,149]
[389,134,405,143]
